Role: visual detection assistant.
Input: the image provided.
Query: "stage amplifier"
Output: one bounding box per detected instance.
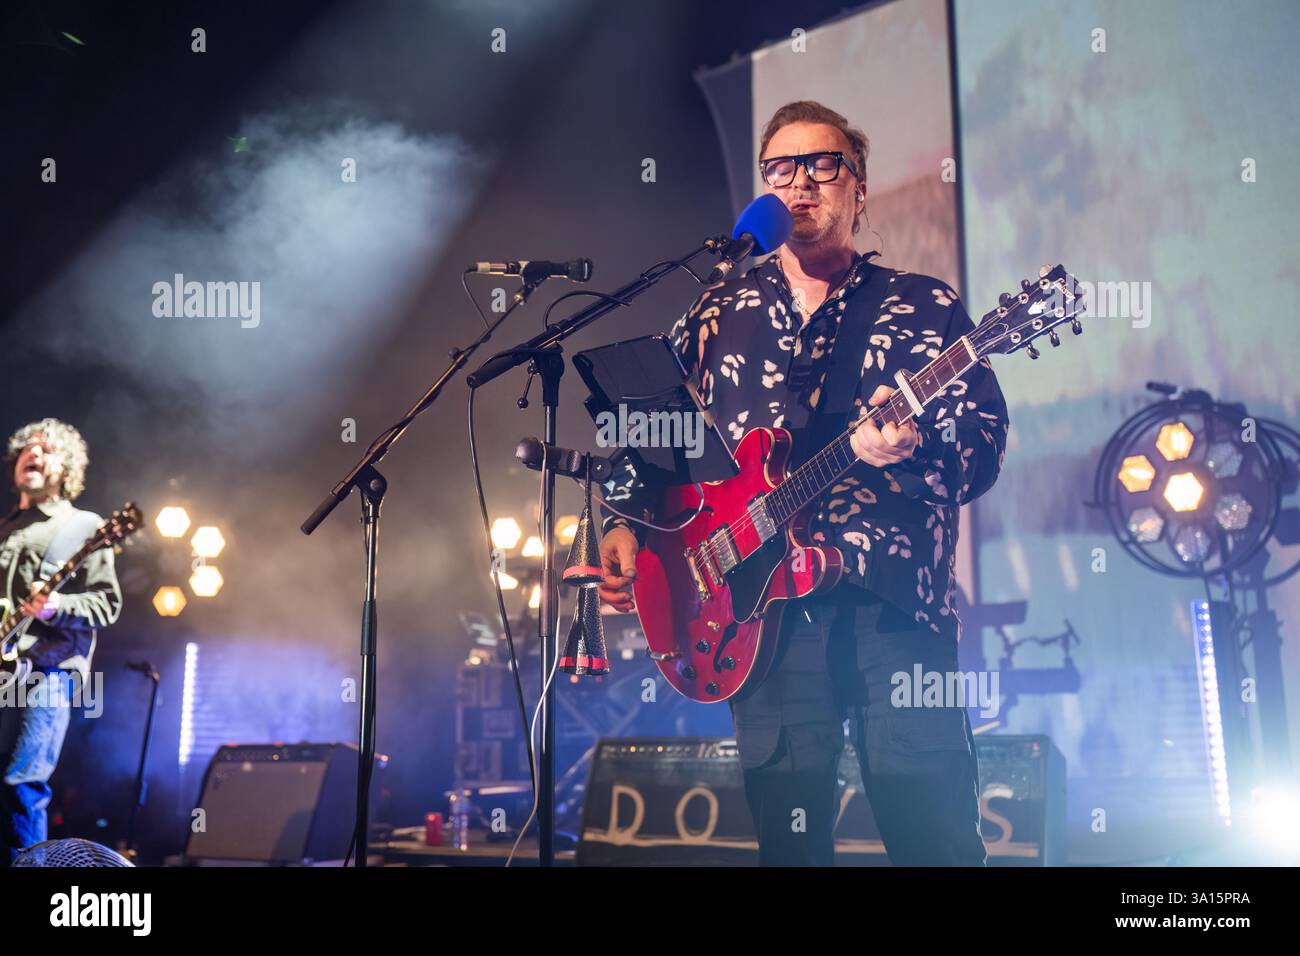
[577,734,1066,865]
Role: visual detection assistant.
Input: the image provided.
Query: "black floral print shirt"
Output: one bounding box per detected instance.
[603,252,1010,640]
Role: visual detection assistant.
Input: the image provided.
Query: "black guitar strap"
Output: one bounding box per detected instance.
[786,257,895,469]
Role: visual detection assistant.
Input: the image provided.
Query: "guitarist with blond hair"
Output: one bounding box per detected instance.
[0,418,122,864]
[598,101,1010,866]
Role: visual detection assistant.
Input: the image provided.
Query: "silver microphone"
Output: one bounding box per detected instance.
[468,259,593,282]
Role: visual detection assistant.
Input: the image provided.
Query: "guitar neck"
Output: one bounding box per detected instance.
[0,552,87,642]
[764,337,978,525]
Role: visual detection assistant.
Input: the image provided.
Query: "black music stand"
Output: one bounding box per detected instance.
[572,333,738,488]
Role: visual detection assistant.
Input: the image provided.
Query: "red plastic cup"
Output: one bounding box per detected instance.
[425,812,444,846]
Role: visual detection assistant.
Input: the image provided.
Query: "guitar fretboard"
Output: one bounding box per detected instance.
[764,338,977,525]
[0,541,96,639]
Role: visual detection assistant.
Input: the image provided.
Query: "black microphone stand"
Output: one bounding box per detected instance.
[123,661,160,860]
[301,274,544,867]
[466,236,726,866]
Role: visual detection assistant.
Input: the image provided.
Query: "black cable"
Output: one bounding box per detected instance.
[539,255,706,330]
[641,258,707,286]
[542,289,634,330]
[463,269,497,331]
[467,387,538,840]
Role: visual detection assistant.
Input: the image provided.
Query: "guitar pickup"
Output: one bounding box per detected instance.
[747,498,776,542]
[705,527,739,582]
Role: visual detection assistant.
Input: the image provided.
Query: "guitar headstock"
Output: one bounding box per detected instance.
[90,502,144,557]
[969,264,1086,359]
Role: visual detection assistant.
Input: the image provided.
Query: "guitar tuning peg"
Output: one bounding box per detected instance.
[998,292,1012,307]
[1071,319,1083,335]
[1020,278,1033,291]
[1049,330,1060,347]
[1039,264,1051,278]
[1026,343,1040,359]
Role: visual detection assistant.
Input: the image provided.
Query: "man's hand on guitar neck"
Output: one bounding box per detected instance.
[19,582,59,621]
[849,385,922,468]
[597,525,638,613]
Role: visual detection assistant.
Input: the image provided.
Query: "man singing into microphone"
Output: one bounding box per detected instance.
[597,101,1009,866]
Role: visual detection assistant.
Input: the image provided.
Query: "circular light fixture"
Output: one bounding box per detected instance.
[1163,472,1206,513]
[1117,455,1157,493]
[1093,388,1286,579]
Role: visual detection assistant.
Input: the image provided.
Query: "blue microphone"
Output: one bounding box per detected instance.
[707,194,794,284]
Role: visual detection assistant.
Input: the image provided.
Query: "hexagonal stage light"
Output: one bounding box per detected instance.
[189,565,224,597]
[153,586,187,616]
[1156,422,1195,461]
[556,515,580,544]
[1117,455,1156,493]
[1205,440,1243,478]
[1126,506,1165,543]
[1094,388,1287,579]
[154,506,191,539]
[1163,472,1206,513]
[1214,493,1253,531]
[490,517,522,551]
[1172,525,1215,564]
[191,526,226,558]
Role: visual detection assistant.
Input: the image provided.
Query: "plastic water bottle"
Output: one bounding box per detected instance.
[448,789,471,851]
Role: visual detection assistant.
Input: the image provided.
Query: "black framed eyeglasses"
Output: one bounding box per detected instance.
[758,151,860,188]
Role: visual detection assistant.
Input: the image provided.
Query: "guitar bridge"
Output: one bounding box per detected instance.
[683,547,713,601]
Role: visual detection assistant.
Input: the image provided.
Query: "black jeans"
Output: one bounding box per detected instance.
[730,588,986,866]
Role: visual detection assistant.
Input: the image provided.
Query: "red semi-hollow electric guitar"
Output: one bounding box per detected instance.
[632,266,1084,703]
